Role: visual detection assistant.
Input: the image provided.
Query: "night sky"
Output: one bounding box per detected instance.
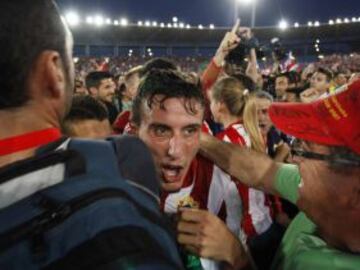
[57,0,360,27]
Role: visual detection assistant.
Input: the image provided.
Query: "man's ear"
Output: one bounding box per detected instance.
[88,87,98,97]
[32,51,66,100]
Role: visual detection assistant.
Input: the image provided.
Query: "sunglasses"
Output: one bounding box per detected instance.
[290,139,360,167]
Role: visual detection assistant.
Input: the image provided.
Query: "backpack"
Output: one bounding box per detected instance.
[0,136,184,270]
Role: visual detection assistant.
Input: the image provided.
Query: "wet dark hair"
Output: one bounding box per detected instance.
[139,58,178,78]
[0,0,69,109]
[85,71,113,90]
[132,69,205,126]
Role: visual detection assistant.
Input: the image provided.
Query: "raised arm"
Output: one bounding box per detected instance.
[200,133,280,195]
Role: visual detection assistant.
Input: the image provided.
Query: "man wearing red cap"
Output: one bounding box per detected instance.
[199,80,360,269]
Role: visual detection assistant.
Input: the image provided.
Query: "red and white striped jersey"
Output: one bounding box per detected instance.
[216,122,273,238]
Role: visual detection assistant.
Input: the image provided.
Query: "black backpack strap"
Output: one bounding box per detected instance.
[0,149,85,185]
[107,135,160,198]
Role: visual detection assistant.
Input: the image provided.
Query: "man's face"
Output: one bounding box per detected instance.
[335,74,347,87]
[67,119,112,139]
[95,78,116,103]
[311,72,330,94]
[275,76,289,100]
[293,141,360,250]
[137,96,203,193]
[124,73,140,100]
[255,97,272,137]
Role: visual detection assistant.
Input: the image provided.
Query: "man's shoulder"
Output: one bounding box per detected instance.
[275,212,360,270]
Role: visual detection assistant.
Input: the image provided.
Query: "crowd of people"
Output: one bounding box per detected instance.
[0,1,359,270]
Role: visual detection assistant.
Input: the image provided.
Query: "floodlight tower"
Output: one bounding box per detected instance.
[234,0,257,28]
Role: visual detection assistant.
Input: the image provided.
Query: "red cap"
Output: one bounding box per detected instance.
[269,79,360,155]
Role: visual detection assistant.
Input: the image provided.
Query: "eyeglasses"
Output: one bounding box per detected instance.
[290,139,360,167]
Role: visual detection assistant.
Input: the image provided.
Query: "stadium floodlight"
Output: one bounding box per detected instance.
[329,19,334,25]
[149,52,153,57]
[358,17,360,22]
[86,16,94,24]
[314,21,320,27]
[278,19,288,30]
[209,24,215,29]
[145,21,151,27]
[173,23,178,28]
[147,48,152,52]
[294,22,299,28]
[73,57,79,64]
[179,22,185,28]
[160,22,165,28]
[318,55,324,59]
[336,18,342,24]
[120,18,128,26]
[138,21,143,26]
[172,17,178,23]
[198,24,204,30]
[316,48,320,52]
[65,11,80,26]
[316,39,320,43]
[105,18,112,25]
[307,21,313,27]
[352,17,357,22]
[344,18,350,23]
[129,49,133,53]
[114,20,119,26]
[186,24,191,29]
[152,21,158,27]
[94,15,104,26]
[167,23,172,28]
[236,0,256,6]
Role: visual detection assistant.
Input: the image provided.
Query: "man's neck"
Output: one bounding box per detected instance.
[0,107,60,168]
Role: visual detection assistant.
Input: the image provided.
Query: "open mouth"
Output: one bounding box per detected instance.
[161,164,184,183]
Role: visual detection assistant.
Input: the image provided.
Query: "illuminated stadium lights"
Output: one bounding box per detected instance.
[172,17,178,23]
[278,19,288,30]
[344,18,350,23]
[198,24,204,30]
[160,22,165,28]
[147,48,152,52]
[138,21,143,26]
[179,22,185,28]
[86,16,94,24]
[307,21,313,27]
[329,19,334,25]
[94,15,104,26]
[209,24,215,29]
[186,24,191,29]
[73,57,79,64]
[145,21,151,27]
[294,22,299,28]
[105,18,112,25]
[316,48,320,52]
[167,23,172,28]
[352,17,357,22]
[314,21,320,27]
[152,21,158,27]
[316,39,320,43]
[113,20,119,26]
[173,23,178,28]
[236,0,256,6]
[65,11,80,26]
[318,55,324,59]
[336,18,342,24]
[129,49,133,53]
[120,18,128,26]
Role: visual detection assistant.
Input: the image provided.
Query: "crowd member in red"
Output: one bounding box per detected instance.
[132,69,253,270]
